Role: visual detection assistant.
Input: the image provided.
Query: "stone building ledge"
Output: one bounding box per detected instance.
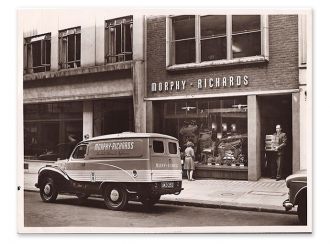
[23,61,133,81]
[166,56,268,72]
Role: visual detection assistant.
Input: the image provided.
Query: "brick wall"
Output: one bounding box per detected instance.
[146,15,299,98]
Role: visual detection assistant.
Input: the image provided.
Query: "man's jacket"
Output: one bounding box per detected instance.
[273,132,287,155]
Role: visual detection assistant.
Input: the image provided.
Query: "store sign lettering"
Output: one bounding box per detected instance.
[151,75,249,92]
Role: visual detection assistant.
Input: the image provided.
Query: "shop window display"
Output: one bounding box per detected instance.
[162,97,248,168]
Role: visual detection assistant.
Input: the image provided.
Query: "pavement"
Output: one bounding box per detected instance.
[23,161,296,214]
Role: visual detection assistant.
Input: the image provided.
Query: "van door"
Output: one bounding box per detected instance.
[150,138,182,182]
[65,143,92,182]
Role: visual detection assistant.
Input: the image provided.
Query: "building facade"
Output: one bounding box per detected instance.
[21,11,310,181]
[21,10,146,161]
[145,14,309,180]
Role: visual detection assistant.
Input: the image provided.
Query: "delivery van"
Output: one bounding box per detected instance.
[35,132,183,210]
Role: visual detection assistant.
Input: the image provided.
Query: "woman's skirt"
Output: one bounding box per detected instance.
[184,157,195,170]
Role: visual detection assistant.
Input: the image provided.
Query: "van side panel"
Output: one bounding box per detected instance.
[149,138,182,182]
[65,138,152,182]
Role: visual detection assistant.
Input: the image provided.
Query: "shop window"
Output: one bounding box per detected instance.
[161,97,248,168]
[167,15,268,68]
[105,16,133,63]
[24,33,51,74]
[23,102,83,160]
[59,27,81,69]
[153,140,164,153]
[72,144,87,159]
[168,142,178,154]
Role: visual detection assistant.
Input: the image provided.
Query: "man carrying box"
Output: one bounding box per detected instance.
[270,124,287,181]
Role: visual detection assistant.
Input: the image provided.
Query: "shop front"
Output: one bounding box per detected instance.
[153,96,248,180]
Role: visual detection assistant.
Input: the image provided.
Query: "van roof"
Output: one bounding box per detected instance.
[84,132,178,142]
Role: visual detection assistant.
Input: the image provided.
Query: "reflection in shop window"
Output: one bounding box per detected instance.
[23,102,83,161]
[161,97,248,168]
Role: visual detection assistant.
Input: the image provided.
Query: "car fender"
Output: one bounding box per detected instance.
[293,185,307,206]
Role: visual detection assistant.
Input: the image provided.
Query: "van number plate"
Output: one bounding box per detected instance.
[161,182,174,188]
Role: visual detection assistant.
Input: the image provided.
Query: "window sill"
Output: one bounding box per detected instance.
[23,61,133,81]
[166,56,268,71]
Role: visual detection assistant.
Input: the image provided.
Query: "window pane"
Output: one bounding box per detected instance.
[232,15,260,33]
[124,23,132,53]
[201,37,227,61]
[173,15,195,40]
[32,41,42,67]
[115,25,122,56]
[174,39,196,64]
[153,140,164,153]
[201,15,226,38]
[76,34,81,60]
[68,35,75,62]
[72,145,87,159]
[232,32,261,58]
[168,142,178,154]
[45,40,51,66]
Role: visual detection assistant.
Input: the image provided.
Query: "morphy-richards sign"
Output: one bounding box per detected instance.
[150,75,249,93]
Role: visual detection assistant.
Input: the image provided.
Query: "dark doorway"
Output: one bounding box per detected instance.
[259,95,292,178]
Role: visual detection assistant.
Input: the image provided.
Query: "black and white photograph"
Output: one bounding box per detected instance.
[16,7,312,234]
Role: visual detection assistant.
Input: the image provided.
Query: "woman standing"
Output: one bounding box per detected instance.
[184,141,195,181]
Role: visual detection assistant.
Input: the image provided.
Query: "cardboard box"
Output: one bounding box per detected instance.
[265,135,279,151]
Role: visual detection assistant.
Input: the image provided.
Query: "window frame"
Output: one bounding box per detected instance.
[24,33,51,74]
[105,15,133,64]
[152,140,165,154]
[58,26,81,70]
[166,15,269,70]
[71,143,88,160]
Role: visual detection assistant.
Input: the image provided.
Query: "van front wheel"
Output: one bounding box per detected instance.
[103,185,128,211]
[40,177,58,203]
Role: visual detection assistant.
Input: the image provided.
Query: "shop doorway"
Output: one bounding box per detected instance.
[259,95,292,178]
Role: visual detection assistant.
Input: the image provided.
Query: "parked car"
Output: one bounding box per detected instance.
[35,132,183,210]
[283,169,307,225]
[37,142,76,161]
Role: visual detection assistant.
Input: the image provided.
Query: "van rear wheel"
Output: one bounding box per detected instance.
[103,185,128,211]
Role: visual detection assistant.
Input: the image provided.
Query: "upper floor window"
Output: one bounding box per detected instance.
[24,33,51,74]
[58,27,81,69]
[105,16,133,63]
[167,15,267,68]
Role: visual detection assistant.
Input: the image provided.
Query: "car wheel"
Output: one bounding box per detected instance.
[103,185,128,211]
[141,195,161,209]
[297,198,307,225]
[40,177,58,203]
